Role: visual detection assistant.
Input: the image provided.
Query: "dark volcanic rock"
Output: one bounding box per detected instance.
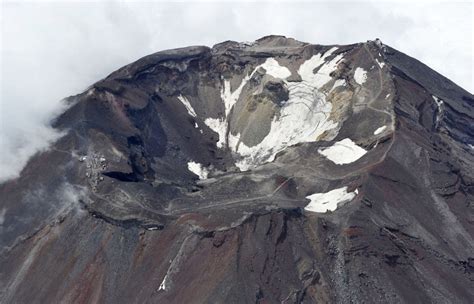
[1,36,473,303]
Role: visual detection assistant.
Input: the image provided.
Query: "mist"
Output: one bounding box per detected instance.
[1,0,472,182]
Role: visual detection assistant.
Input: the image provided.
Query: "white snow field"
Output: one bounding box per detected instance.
[305,186,358,213]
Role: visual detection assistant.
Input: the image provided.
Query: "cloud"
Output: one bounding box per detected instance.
[1,1,472,182]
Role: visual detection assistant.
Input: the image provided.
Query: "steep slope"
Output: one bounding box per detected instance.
[1,36,473,303]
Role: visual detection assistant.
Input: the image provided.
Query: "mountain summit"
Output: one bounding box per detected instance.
[1,36,473,303]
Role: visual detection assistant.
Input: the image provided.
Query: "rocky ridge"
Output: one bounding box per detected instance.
[0,36,473,303]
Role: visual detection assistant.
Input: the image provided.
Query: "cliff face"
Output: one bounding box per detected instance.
[1,36,473,303]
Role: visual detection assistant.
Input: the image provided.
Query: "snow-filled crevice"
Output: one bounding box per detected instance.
[432,95,444,128]
[177,95,197,117]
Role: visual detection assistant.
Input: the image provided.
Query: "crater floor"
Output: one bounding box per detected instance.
[1,36,473,303]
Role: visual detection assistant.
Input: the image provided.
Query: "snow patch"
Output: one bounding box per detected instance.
[206,58,289,147]
[298,47,341,89]
[258,58,292,79]
[220,58,290,118]
[374,126,387,135]
[331,79,346,91]
[207,48,344,171]
[432,95,444,126]
[318,138,367,165]
[305,186,357,213]
[187,161,209,179]
[204,118,227,148]
[354,67,367,85]
[432,95,444,107]
[375,58,385,68]
[221,78,248,117]
[177,95,197,117]
[158,274,168,291]
[230,49,342,171]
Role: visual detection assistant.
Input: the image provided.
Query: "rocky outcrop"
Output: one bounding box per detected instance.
[1,36,473,303]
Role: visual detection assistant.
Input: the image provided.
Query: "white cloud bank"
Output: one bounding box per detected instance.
[0,0,472,182]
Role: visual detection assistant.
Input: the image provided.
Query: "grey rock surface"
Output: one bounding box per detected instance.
[1,35,473,303]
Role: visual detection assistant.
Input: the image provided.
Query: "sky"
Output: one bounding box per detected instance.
[0,0,473,182]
